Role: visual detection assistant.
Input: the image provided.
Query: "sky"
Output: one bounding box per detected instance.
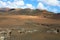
[0,0,60,13]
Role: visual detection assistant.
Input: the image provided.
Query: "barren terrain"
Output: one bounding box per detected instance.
[0,15,60,40]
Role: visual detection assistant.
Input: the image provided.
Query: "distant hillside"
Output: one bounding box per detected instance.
[0,8,60,19]
[0,8,10,12]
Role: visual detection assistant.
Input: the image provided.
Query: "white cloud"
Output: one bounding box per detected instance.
[37,0,60,6]
[0,0,35,9]
[26,4,35,9]
[16,1,24,6]
[0,1,7,7]
[0,0,25,8]
[13,0,24,6]
[37,3,47,10]
[37,0,60,13]
[19,4,35,9]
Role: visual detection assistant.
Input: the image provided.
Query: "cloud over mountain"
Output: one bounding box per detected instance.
[0,0,60,13]
[37,0,60,13]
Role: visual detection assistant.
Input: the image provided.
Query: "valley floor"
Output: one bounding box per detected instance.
[0,15,60,40]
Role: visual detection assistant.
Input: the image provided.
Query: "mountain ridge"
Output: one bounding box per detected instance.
[0,8,60,20]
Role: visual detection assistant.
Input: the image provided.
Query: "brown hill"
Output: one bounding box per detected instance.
[0,8,60,20]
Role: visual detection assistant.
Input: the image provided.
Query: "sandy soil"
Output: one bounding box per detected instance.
[0,15,60,40]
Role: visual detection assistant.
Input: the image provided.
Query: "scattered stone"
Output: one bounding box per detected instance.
[57,29,59,33]
[47,29,59,34]
[0,36,5,40]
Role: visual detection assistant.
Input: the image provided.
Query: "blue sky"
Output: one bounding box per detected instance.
[0,0,60,13]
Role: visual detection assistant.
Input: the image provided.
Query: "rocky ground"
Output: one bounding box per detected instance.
[0,15,60,40]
